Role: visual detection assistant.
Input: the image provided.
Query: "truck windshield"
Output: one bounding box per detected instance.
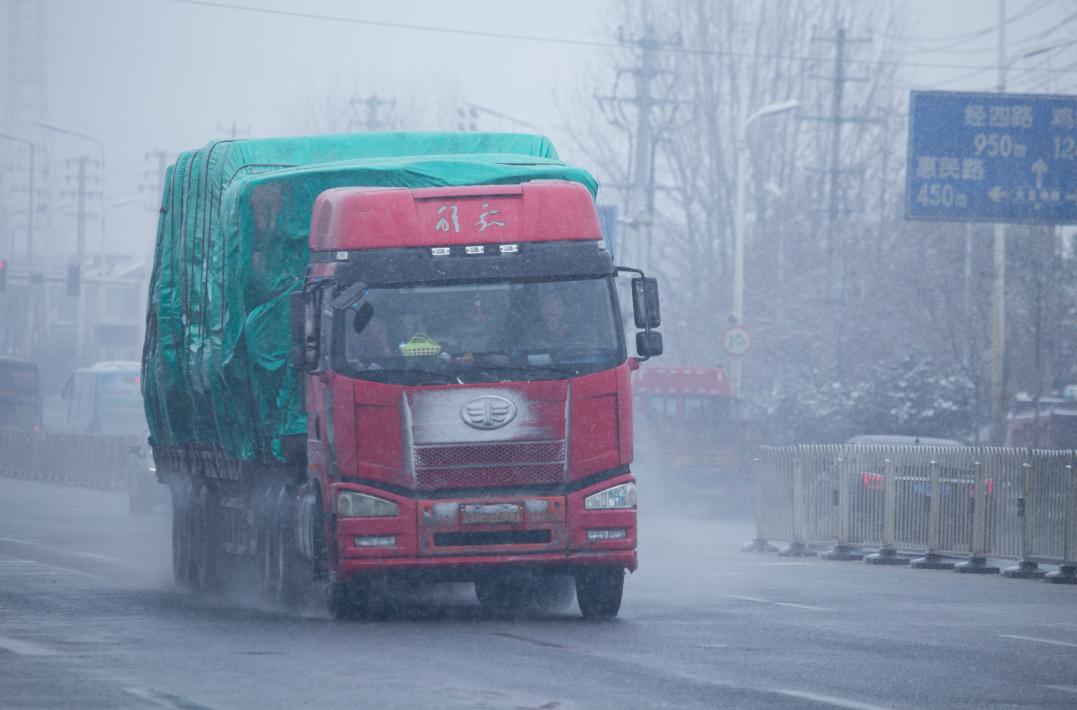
[338,277,624,384]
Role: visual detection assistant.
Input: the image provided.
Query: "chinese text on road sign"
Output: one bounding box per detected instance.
[907,90,1077,224]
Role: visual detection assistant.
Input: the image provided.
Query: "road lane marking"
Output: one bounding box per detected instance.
[124,688,216,710]
[0,536,124,564]
[1046,686,1077,695]
[69,550,125,563]
[773,689,896,710]
[726,595,829,611]
[1000,634,1077,649]
[0,636,56,656]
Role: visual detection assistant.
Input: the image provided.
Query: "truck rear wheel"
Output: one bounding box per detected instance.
[258,489,278,600]
[191,486,222,591]
[170,485,192,586]
[575,568,624,620]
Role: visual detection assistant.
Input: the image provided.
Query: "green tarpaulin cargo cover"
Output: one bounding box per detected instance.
[142,132,598,462]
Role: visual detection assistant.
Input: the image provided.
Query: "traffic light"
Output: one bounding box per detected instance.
[66,263,80,297]
[0,258,7,293]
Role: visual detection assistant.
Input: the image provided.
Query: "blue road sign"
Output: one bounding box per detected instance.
[907,90,1077,224]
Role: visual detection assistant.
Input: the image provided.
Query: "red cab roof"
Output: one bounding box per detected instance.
[310,180,601,251]
[633,368,732,397]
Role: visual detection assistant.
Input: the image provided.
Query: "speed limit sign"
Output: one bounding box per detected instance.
[721,325,752,357]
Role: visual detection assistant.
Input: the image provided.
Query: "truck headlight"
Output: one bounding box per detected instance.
[584,482,636,510]
[337,491,399,518]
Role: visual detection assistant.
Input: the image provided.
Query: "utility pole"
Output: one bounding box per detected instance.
[457,102,542,133]
[596,24,682,272]
[217,118,250,140]
[140,148,173,206]
[64,155,99,363]
[350,94,395,132]
[631,25,656,271]
[809,21,872,377]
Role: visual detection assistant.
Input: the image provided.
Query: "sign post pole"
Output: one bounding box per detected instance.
[992,0,1007,445]
[906,81,1077,443]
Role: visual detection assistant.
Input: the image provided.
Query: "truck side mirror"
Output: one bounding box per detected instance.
[290,289,319,371]
[636,331,663,358]
[632,277,661,329]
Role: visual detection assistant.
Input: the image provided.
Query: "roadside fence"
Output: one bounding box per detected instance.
[745,445,1077,584]
[0,430,137,489]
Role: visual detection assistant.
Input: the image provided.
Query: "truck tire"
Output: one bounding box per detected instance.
[272,489,303,608]
[258,489,278,601]
[575,567,624,620]
[171,483,193,586]
[191,486,222,591]
[170,482,196,590]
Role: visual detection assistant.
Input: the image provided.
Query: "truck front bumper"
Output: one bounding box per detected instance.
[330,473,638,582]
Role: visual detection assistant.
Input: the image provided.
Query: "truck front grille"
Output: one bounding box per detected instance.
[413,440,566,490]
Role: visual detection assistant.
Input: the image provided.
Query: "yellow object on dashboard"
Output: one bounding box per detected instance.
[398,333,442,358]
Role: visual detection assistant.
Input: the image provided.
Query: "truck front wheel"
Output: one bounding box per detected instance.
[575,567,624,620]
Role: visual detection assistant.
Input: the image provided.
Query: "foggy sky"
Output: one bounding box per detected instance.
[2,0,1073,261]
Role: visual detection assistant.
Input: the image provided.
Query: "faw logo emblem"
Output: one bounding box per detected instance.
[461,395,517,430]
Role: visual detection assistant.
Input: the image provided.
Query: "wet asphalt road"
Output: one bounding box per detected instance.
[1,475,1076,710]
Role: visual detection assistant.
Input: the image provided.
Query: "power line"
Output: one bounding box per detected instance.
[169,0,1077,78]
[885,7,1077,58]
[874,0,1053,49]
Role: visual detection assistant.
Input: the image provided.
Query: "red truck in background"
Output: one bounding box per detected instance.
[1006,391,1077,449]
[160,178,664,620]
[633,367,763,515]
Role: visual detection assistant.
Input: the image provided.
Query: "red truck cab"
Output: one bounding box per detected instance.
[289,180,661,618]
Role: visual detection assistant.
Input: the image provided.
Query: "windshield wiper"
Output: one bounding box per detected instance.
[475,364,580,379]
[367,369,462,385]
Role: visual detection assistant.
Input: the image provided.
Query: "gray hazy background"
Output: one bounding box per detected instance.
[6,0,1072,258]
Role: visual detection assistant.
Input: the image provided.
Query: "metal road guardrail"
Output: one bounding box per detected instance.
[0,430,136,489]
[745,445,1077,584]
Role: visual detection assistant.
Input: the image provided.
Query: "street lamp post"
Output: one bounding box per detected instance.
[732,98,799,398]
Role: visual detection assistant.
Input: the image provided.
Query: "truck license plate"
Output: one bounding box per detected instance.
[462,503,521,525]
